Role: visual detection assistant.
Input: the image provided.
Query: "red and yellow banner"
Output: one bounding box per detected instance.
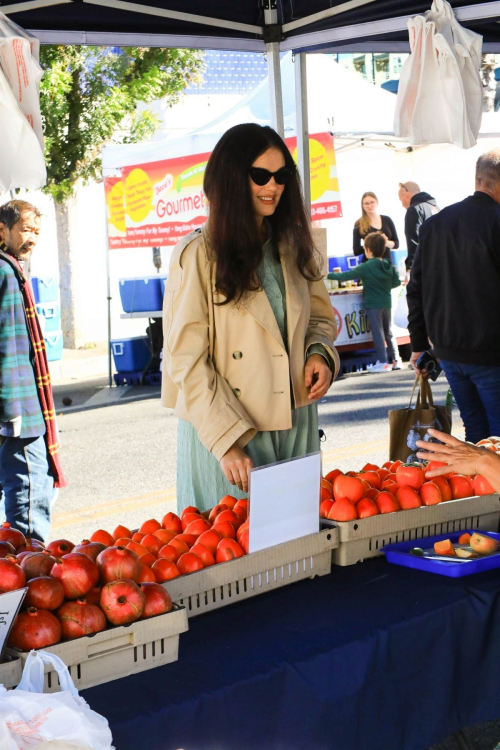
[105,132,342,249]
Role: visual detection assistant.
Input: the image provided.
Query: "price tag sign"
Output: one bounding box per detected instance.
[0,588,27,659]
[248,453,321,553]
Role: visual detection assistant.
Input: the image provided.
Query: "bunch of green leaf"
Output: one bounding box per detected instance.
[40,45,205,202]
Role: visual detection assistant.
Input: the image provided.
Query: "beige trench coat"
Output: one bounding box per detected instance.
[162,228,339,461]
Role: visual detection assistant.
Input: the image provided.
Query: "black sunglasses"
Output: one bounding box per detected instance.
[248,166,295,186]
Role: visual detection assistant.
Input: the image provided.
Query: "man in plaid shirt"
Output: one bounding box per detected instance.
[0,200,56,542]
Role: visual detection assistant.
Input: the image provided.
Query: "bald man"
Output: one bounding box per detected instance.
[398,181,439,270]
[406,150,500,443]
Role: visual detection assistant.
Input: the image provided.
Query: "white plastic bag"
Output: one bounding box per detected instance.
[393,286,409,330]
[0,11,46,189]
[0,650,114,749]
[395,0,482,149]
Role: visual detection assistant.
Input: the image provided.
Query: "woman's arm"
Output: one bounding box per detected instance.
[383,216,399,250]
[304,278,340,384]
[353,225,364,256]
[416,429,500,493]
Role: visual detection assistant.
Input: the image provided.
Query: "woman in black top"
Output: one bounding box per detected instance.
[353,192,399,263]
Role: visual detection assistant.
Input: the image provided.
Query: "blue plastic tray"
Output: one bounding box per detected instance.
[382,530,500,577]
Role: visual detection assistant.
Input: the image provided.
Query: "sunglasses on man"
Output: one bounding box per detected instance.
[248,166,295,186]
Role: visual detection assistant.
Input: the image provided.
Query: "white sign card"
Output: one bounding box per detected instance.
[248,452,321,554]
[0,588,27,658]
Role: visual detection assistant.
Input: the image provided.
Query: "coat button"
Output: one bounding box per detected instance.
[232,351,243,360]
[233,388,241,398]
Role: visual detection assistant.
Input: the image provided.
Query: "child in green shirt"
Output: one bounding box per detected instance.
[327,231,402,372]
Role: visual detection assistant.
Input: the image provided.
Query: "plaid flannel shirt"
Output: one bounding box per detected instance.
[0,258,45,438]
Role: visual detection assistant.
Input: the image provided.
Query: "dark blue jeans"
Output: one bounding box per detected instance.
[440,360,500,444]
[0,435,53,542]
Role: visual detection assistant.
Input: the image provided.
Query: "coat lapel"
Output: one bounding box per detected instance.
[240,286,285,349]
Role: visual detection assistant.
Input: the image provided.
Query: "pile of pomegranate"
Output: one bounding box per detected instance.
[0,495,248,652]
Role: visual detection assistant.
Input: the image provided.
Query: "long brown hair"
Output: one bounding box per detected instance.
[355,191,378,237]
[203,123,321,306]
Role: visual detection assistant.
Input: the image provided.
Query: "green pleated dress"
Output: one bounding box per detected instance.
[176,233,324,513]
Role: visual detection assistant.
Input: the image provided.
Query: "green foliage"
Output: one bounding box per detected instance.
[39,46,205,202]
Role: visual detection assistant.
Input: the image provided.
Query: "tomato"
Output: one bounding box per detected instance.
[214,510,241,529]
[184,518,212,537]
[234,499,248,512]
[131,532,145,543]
[174,533,198,548]
[126,541,149,558]
[327,498,358,522]
[333,475,365,504]
[381,482,398,496]
[419,481,443,506]
[180,506,201,519]
[362,463,380,472]
[140,534,162,556]
[449,474,474,500]
[113,525,132,541]
[140,519,161,535]
[238,527,249,553]
[138,552,156,568]
[197,529,223,555]
[395,464,425,490]
[114,537,132,547]
[381,474,396,486]
[364,488,380,501]
[208,503,229,523]
[151,559,180,582]
[458,532,471,545]
[236,521,249,545]
[376,491,400,514]
[431,476,452,502]
[158,544,181,563]
[90,530,114,547]
[356,498,379,518]
[181,513,202,532]
[376,468,390,482]
[219,495,238,510]
[177,552,204,575]
[390,460,403,471]
[396,486,422,509]
[233,505,247,524]
[359,471,381,490]
[212,521,236,540]
[321,478,333,492]
[320,498,334,519]
[161,512,183,534]
[425,460,452,478]
[152,529,177,545]
[169,538,190,557]
[321,486,333,502]
[473,474,495,496]
[138,564,156,583]
[325,469,342,485]
[191,543,215,567]
[215,539,245,563]
[383,461,393,469]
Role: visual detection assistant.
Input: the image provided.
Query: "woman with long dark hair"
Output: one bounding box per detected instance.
[353,191,399,263]
[162,123,339,511]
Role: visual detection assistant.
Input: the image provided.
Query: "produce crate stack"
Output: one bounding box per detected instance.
[32,276,63,362]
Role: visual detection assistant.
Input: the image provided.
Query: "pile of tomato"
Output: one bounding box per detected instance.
[320,459,495,522]
[0,496,248,652]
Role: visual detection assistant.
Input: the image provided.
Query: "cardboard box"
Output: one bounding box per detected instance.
[164,528,338,617]
[322,494,500,566]
[7,604,188,692]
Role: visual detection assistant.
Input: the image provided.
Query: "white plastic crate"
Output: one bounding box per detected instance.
[164,528,338,617]
[323,494,500,566]
[7,604,188,692]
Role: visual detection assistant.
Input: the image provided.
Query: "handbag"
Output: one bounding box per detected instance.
[388,375,452,462]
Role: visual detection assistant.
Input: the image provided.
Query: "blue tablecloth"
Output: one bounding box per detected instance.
[83,558,500,750]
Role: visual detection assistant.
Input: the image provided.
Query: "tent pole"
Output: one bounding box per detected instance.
[102,190,113,388]
[294,53,310,212]
[264,3,284,137]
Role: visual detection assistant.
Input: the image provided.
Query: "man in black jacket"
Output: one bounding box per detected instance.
[407,150,500,443]
[398,181,439,270]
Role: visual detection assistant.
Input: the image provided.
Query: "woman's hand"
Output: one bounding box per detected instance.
[381,233,395,249]
[305,354,333,401]
[220,443,253,493]
[416,429,500,492]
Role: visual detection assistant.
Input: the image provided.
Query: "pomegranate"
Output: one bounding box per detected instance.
[8,608,61,650]
[85,586,102,606]
[20,551,57,580]
[139,582,172,619]
[73,540,107,562]
[96,546,141,584]
[17,538,45,554]
[0,558,26,592]
[46,539,75,557]
[50,553,99,599]
[23,577,65,611]
[0,541,16,558]
[15,550,35,562]
[0,523,26,549]
[57,599,107,640]
[100,580,145,625]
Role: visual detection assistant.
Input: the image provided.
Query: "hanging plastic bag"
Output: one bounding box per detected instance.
[395,0,482,149]
[0,11,46,188]
[0,650,114,749]
[393,286,409,330]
